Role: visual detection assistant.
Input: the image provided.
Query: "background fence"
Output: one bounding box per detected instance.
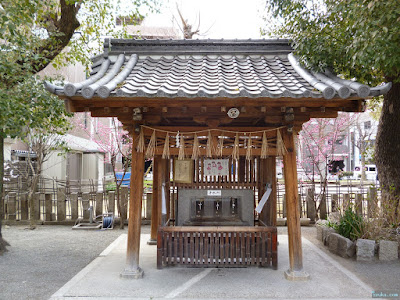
[3,176,153,223]
[3,173,381,223]
[276,179,380,220]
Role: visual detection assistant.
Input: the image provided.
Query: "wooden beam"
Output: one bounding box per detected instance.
[148,156,161,245]
[282,130,309,281]
[64,99,74,113]
[146,126,286,133]
[121,132,145,279]
[264,116,283,124]
[164,158,170,223]
[67,96,364,110]
[309,111,337,118]
[153,147,278,157]
[259,157,277,227]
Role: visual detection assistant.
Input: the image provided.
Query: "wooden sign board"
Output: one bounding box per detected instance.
[174,159,193,183]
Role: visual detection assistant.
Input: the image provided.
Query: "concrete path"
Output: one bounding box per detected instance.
[50,233,374,300]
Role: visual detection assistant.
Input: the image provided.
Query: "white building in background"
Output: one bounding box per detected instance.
[4,137,17,162]
[6,51,109,188]
[5,22,180,190]
[348,112,379,171]
[297,111,379,179]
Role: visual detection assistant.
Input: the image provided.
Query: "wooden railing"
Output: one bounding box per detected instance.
[157,226,277,269]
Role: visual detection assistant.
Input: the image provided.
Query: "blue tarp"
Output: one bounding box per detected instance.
[115,172,131,187]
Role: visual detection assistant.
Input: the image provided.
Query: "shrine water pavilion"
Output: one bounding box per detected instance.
[46,39,390,280]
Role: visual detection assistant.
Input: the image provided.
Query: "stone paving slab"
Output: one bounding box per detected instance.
[50,233,373,300]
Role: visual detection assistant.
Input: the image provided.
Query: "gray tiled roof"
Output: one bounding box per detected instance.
[46,39,391,100]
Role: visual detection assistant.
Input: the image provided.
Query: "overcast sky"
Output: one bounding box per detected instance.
[142,0,267,39]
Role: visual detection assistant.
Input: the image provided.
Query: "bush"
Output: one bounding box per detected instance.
[336,207,364,241]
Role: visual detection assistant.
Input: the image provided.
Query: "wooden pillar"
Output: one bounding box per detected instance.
[259,157,277,226]
[121,131,144,279]
[160,158,168,226]
[148,155,161,245]
[238,157,246,182]
[165,159,171,222]
[282,130,309,281]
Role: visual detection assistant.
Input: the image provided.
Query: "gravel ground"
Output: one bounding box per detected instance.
[1,225,399,300]
[0,224,150,300]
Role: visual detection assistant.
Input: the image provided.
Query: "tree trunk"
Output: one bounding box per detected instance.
[0,134,10,254]
[375,80,400,224]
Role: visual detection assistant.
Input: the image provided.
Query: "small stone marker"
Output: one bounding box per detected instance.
[44,193,52,221]
[379,240,398,261]
[316,225,323,241]
[70,193,79,220]
[306,188,316,223]
[356,239,375,261]
[20,193,29,220]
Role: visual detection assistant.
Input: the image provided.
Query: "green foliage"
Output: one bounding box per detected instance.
[325,219,338,230]
[263,0,400,84]
[0,0,158,138]
[336,207,364,241]
[0,75,71,139]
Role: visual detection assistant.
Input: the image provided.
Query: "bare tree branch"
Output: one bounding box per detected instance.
[31,0,81,73]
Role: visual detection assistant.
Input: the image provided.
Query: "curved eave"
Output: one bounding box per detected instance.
[45,39,391,105]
